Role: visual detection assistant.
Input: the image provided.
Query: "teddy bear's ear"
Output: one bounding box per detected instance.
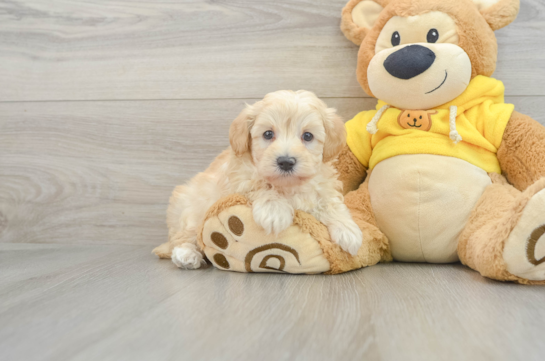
[341,0,386,45]
[472,0,520,31]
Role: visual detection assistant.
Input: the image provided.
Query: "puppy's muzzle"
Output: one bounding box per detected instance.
[277,157,296,172]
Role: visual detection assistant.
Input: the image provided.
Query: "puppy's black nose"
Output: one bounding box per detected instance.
[384,45,436,80]
[277,157,296,171]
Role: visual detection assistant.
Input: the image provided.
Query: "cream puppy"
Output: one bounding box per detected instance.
[157,90,363,269]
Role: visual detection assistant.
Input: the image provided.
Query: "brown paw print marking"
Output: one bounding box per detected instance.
[209,216,246,270]
[210,216,244,250]
[244,243,300,273]
[259,255,286,271]
[210,232,228,249]
[213,253,230,269]
[228,216,244,236]
[527,225,545,266]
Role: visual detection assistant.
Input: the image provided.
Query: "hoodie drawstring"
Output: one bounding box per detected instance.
[449,106,462,144]
[366,105,390,135]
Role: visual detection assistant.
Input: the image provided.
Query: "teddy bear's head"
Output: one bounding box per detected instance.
[341,0,520,110]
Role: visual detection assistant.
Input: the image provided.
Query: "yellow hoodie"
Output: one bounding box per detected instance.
[345,76,514,174]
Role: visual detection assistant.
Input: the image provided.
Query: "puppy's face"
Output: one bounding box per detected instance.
[250,98,326,187]
[229,90,345,188]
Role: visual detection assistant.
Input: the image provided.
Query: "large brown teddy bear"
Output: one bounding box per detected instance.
[160,0,545,284]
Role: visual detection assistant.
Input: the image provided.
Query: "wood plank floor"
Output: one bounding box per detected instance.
[1,0,545,360]
[1,243,545,361]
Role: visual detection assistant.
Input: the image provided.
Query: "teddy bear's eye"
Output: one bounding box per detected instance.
[427,29,439,43]
[391,31,401,46]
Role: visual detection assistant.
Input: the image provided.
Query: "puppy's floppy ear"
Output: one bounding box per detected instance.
[229,104,256,156]
[472,0,520,31]
[322,108,347,163]
[341,0,386,45]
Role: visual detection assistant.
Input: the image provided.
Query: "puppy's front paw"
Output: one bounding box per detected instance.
[171,244,206,269]
[329,220,363,256]
[253,200,294,235]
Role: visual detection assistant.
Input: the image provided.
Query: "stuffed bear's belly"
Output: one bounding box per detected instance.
[368,155,492,263]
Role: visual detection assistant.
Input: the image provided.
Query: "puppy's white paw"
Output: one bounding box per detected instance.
[171,244,205,269]
[253,200,294,235]
[329,220,363,256]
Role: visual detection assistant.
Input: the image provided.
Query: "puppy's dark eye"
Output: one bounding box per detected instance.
[391,31,401,46]
[263,130,274,140]
[302,132,314,142]
[427,29,439,43]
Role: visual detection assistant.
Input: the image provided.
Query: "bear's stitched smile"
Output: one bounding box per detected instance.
[407,122,422,128]
[425,70,448,94]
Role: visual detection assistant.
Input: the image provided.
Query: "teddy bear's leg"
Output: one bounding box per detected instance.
[458,174,545,284]
[198,191,388,274]
[344,179,393,265]
[333,144,367,195]
[497,112,545,191]
[330,144,391,266]
[198,195,332,274]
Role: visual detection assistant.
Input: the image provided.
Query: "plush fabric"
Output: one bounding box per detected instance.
[332,144,367,195]
[497,111,545,191]
[480,0,521,31]
[198,195,379,275]
[344,179,393,265]
[345,76,514,173]
[341,0,391,45]
[349,0,511,97]
[201,203,331,274]
[504,186,545,281]
[368,155,492,263]
[458,176,545,284]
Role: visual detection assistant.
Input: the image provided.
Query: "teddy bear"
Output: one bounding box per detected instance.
[172,0,545,284]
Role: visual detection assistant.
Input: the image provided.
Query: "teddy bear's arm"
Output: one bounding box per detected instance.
[497,111,545,191]
[333,144,367,195]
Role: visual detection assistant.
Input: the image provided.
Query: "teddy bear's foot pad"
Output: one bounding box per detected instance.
[504,189,545,281]
[201,204,331,274]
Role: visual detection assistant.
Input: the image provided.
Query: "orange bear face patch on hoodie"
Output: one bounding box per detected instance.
[397,110,437,131]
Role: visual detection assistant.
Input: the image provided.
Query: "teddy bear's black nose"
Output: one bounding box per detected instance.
[384,45,436,80]
[277,156,296,171]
